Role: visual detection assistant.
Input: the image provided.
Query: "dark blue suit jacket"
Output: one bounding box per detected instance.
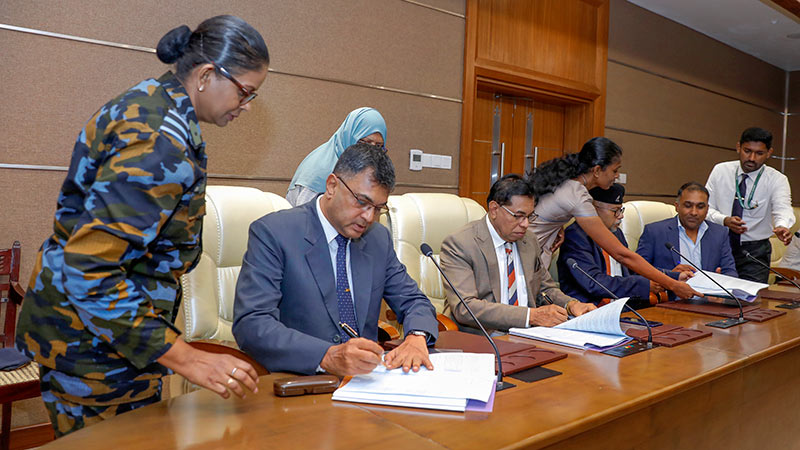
[232,200,438,374]
[556,223,650,304]
[635,217,737,277]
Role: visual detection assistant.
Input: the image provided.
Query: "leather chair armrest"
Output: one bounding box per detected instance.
[187,340,269,376]
[377,321,401,342]
[436,313,458,331]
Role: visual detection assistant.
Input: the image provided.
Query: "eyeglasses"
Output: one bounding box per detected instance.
[595,204,625,217]
[500,205,538,223]
[212,62,257,106]
[334,174,390,215]
[357,138,388,153]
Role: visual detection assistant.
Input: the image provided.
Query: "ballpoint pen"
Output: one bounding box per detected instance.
[339,322,359,339]
[541,292,574,319]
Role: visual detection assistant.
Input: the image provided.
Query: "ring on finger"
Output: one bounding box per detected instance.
[231,367,238,377]
[226,377,235,385]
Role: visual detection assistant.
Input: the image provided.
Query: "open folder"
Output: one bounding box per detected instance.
[332,352,496,412]
[509,298,633,350]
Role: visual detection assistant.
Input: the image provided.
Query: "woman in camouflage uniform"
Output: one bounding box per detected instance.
[15,15,269,437]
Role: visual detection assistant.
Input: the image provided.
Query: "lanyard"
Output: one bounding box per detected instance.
[734,166,764,210]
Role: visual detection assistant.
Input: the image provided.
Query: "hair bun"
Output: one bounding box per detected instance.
[156,25,192,64]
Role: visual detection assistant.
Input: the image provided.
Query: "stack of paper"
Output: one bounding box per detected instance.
[687,272,768,302]
[332,352,496,412]
[509,298,632,350]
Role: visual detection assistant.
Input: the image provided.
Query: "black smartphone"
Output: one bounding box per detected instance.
[619,317,663,328]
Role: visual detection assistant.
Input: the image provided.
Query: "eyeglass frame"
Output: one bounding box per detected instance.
[357,138,388,153]
[212,62,258,106]
[334,174,390,216]
[499,204,538,223]
[594,203,625,217]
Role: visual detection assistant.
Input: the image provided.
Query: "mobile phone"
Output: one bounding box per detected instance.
[619,317,663,328]
[273,375,340,397]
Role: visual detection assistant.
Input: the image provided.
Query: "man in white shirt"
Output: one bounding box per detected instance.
[705,127,794,282]
[440,174,595,335]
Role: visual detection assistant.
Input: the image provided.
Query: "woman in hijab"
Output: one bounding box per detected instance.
[287,107,387,206]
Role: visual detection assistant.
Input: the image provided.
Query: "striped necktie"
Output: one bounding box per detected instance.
[600,249,613,306]
[505,243,518,306]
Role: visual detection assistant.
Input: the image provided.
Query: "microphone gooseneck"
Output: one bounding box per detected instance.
[665,243,745,322]
[566,258,654,348]
[420,243,512,390]
[743,250,800,292]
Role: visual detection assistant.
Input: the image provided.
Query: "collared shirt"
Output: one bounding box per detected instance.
[316,196,356,316]
[486,216,530,327]
[677,217,708,267]
[607,253,623,277]
[706,160,795,241]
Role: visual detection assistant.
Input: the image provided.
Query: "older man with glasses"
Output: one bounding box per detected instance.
[557,183,664,306]
[233,143,438,376]
[439,174,594,336]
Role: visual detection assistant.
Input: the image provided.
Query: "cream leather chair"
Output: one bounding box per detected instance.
[380,193,486,331]
[619,200,677,251]
[169,185,291,396]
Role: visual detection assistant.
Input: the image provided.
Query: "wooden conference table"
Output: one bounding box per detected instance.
[48,291,800,449]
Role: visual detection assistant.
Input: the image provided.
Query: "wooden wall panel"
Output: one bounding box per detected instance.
[475,0,600,86]
[609,0,786,111]
[3,0,465,100]
[604,129,732,200]
[606,63,783,149]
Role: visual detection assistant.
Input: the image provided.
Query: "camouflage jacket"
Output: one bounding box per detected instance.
[16,72,207,386]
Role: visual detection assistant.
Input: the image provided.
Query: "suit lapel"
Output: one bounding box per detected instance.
[699,221,712,270]
[668,219,681,267]
[349,236,372,333]
[304,206,340,329]
[476,221,502,304]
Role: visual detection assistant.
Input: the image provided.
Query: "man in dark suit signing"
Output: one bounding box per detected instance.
[440,174,595,335]
[233,143,438,376]
[636,182,738,279]
[557,183,666,305]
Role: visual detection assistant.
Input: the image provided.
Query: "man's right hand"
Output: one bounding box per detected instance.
[671,264,696,273]
[724,216,747,234]
[649,281,665,294]
[529,304,568,327]
[320,338,383,376]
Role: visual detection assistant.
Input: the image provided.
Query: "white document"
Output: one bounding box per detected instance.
[332,352,496,412]
[687,271,768,301]
[508,298,632,350]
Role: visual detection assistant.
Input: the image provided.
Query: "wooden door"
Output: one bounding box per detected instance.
[465,90,567,206]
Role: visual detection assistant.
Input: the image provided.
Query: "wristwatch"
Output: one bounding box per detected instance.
[407,330,429,339]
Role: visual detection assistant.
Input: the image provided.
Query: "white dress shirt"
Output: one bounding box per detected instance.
[705,161,794,242]
[677,217,708,267]
[316,197,355,314]
[777,238,800,270]
[486,216,530,327]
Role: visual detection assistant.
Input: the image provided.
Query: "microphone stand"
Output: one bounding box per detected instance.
[744,250,800,308]
[420,243,515,391]
[566,258,655,355]
[666,243,747,328]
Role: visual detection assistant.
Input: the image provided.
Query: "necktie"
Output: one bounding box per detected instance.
[599,249,613,306]
[335,234,358,341]
[505,243,518,306]
[730,174,747,249]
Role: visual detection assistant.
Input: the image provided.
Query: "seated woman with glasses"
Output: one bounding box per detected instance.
[527,137,701,300]
[287,107,387,206]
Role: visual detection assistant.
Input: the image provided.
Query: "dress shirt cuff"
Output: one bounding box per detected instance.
[524,308,531,328]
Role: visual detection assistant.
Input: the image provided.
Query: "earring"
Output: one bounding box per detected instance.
[198,86,204,92]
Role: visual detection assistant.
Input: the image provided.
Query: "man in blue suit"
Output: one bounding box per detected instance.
[233,143,438,376]
[636,182,738,278]
[557,183,665,305]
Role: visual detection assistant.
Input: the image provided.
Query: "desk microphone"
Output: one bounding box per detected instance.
[744,250,800,292]
[420,243,514,391]
[665,243,747,327]
[565,258,654,349]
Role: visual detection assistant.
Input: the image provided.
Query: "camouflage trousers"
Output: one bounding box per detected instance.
[40,366,162,438]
